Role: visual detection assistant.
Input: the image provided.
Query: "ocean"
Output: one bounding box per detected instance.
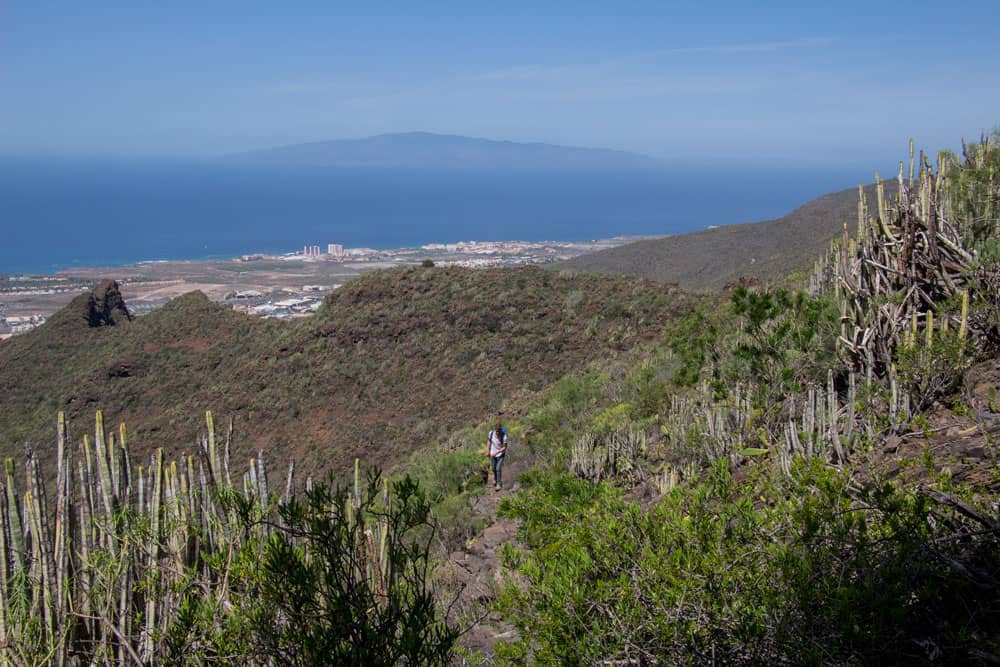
[0,159,870,275]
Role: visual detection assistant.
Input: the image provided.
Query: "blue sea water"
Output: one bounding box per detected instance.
[0,159,868,275]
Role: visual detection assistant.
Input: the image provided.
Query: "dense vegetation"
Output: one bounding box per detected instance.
[472,135,1000,663]
[1,134,998,664]
[497,462,1000,664]
[0,411,458,665]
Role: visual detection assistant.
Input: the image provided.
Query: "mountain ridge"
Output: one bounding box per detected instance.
[560,180,900,289]
[0,266,695,482]
[224,131,661,169]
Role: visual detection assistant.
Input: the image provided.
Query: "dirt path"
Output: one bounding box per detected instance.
[441,454,527,662]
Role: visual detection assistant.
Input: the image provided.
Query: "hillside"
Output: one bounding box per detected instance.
[2,137,998,665]
[561,179,899,289]
[225,131,660,169]
[0,266,695,480]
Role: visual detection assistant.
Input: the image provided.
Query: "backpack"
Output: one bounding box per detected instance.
[489,428,507,446]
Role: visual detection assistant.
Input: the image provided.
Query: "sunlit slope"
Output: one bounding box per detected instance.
[0,266,697,479]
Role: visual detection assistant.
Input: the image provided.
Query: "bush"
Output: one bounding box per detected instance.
[496,460,1000,665]
[895,326,969,411]
[164,471,459,666]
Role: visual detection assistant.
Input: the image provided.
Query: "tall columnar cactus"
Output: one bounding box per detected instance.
[205,410,218,484]
[4,458,25,579]
[119,422,132,502]
[0,410,404,664]
[141,447,163,662]
[94,410,117,521]
[0,492,6,647]
[959,290,969,354]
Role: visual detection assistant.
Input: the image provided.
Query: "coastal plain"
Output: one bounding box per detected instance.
[0,236,647,337]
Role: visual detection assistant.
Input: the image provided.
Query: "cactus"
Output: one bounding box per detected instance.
[283,460,295,505]
[205,410,218,485]
[0,406,495,659]
[0,488,6,647]
[94,411,117,520]
[119,422,131,501]
[959,290,969,354]
[4,458,25,579]
[571,429,645,482]
[354,457,362,510]
[141,447,163,662]
[256,450,268,507]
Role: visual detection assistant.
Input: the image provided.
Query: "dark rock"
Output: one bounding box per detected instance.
[976,411,1000,425]
[722,276,764,292]
[41,279,133,332]
[962,445,986,459]
[107,356,140,378]
[85,280,132,327]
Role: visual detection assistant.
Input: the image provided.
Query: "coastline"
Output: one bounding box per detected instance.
[1,235,658,278]
[0,235,657,337]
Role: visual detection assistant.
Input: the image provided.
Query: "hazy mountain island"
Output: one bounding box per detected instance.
[225,131,662,169]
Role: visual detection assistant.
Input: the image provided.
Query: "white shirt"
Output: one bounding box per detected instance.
[489,430,507,456]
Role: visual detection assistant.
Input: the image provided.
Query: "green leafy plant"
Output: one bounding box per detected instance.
[496,460,1000,665]
[895,325,970,411]
[246,472,458,666]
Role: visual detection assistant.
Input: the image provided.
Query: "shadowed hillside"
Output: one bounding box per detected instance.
[561,180,899,289]
[0,266,696,480]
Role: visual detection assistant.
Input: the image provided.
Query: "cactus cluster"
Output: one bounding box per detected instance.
[809,139,986,383]
[0,410,392,665]
[646,138,992,473]
[658,382,755,465]
[570,428,645,482]
[657,368,913,474]
[646,140,999,478]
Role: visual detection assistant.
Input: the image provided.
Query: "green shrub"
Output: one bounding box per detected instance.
[664,302,723,387]
[164,472,459,666]
[496,459,1000,665]
[895,326,969,411]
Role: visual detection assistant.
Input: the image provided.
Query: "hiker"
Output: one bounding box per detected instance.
[485,421,508,491]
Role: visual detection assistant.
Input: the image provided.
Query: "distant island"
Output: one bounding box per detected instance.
[224,131,661,169]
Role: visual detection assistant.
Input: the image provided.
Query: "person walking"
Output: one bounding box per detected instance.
[485,421,508,491]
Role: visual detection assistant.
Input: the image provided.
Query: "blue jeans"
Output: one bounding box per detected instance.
[490,454,504,486]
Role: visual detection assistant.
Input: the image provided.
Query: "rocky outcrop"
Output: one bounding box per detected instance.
[84,279,132,327]
[44,279,133,330]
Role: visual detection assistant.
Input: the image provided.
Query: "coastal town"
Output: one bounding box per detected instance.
[0,235,650,340]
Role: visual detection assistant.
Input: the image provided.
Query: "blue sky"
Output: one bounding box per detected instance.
[2,1,998,166]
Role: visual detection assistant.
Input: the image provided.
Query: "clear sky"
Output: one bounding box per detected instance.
[2,1,998,166]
